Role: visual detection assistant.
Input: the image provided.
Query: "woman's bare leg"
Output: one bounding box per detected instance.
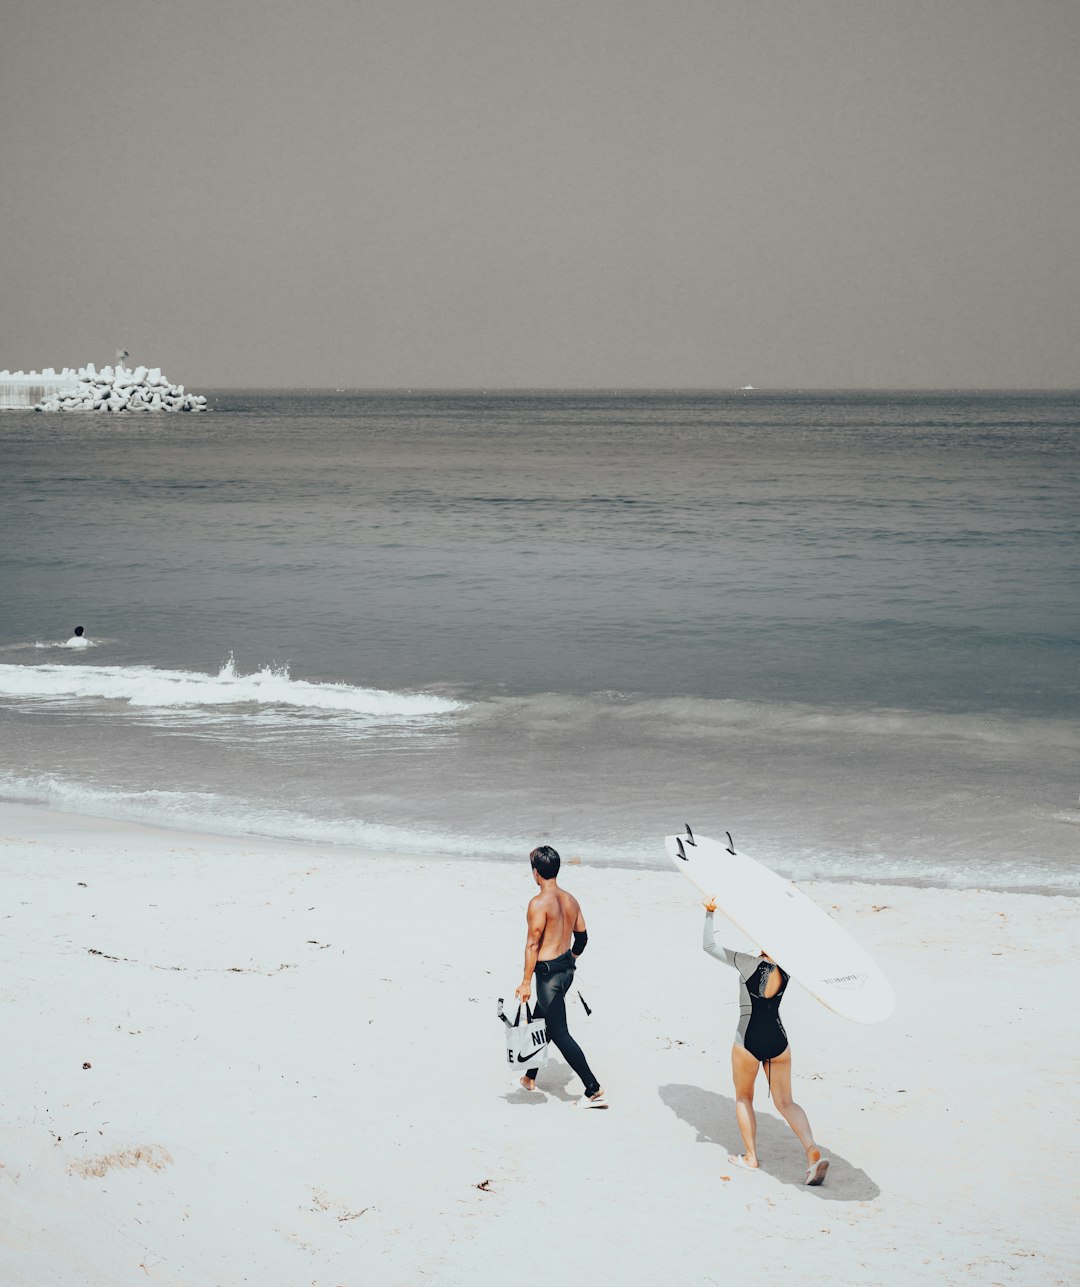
[730,1044,761,1167]
[767,1048,820,1164]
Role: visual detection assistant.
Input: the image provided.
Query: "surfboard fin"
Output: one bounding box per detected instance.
[725,831,736,855]
[684,824,696,846]
[674,837,689,861]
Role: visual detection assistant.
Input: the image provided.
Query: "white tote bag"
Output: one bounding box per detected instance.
[497,997,550,1071]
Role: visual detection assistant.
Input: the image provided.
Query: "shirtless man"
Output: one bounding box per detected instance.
[514,845,606,1107]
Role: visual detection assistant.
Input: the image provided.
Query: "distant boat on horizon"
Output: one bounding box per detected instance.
[739,384,755,391]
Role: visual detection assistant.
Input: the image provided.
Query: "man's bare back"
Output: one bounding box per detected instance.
[529,884,583,961]
[516,850,588,1004]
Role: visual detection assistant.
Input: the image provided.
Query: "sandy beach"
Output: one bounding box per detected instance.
[0,802,1076,1285]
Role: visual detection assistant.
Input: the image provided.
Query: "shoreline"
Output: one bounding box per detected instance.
[2,795,1075,900]
[2,797,1078,1283]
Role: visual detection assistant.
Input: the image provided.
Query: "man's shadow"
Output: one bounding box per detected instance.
[503,1060,578,1104]
[659,1083,879,1201]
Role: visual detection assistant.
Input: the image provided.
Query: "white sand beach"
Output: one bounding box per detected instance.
[1,801,1077,1286]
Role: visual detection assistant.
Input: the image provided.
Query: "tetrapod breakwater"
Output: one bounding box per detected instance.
[0,364,207,412]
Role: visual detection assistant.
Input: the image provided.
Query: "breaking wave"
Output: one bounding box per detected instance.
[0,655,463,722]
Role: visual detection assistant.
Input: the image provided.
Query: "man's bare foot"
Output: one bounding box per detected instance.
[519,1075,537,1092]
[728,1153,760,1170]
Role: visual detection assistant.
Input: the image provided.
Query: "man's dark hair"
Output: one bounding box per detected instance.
[529,845,561,879]
[73,626,84,636]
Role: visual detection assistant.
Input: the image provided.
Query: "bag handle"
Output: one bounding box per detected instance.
[499,997,542,1027]
[498,998,537,1025]
[513,1000,539,1026]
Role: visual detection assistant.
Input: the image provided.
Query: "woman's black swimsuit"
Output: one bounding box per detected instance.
[703,912,789,1061]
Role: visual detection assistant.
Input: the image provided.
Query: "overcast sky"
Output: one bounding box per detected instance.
[2,0,1077,388]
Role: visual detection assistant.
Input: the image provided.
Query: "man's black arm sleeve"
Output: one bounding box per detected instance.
[572,929,588,956]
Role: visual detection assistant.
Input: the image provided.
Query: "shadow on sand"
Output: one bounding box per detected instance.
[503,1060,578,1105]
[659,1083,879,1202]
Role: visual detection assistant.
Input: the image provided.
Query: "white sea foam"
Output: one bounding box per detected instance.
[0,773,516,860]
[15,638,102,651]
[0,656,463,721]
[1,770,1074,891]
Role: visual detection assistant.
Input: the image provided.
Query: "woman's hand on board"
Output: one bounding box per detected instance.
[702,897,717,913]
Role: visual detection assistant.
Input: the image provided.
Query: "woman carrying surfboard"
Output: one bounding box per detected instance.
[702,897,829,1186]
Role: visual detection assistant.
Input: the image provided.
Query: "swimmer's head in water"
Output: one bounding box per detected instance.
[73,626,84,636]
[529,844,561,880]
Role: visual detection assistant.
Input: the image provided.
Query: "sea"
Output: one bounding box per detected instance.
[1,390,1077,893]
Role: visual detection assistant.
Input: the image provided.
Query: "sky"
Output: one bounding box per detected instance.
[1,0,1077,389]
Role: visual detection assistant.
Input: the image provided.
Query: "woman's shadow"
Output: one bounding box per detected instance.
[658,1083,879,1201]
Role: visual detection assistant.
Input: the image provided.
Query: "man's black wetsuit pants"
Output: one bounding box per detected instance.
[525,951,600,1097]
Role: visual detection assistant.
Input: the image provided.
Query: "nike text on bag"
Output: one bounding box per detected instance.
[497,997,550,1069]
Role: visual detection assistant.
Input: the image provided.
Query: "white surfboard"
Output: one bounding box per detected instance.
[666,827,895,1024]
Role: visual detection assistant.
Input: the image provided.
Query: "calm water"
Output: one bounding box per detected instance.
[1,390,1078,890]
